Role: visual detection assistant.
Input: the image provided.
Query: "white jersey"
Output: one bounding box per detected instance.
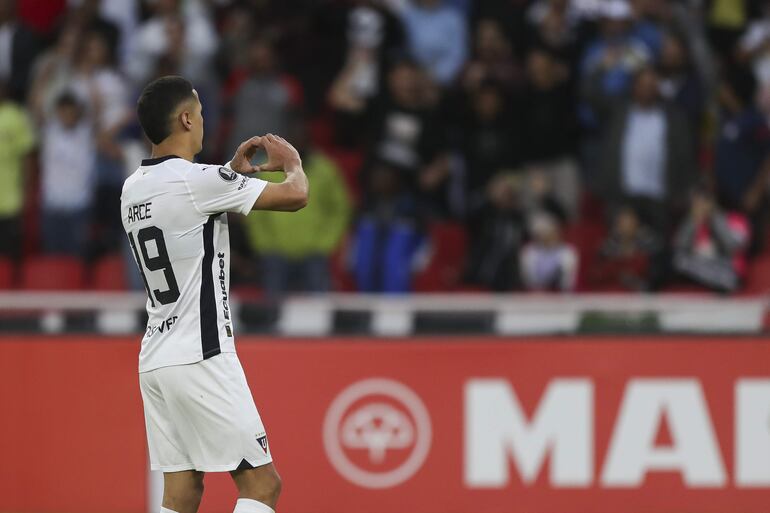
[121,155,267,373]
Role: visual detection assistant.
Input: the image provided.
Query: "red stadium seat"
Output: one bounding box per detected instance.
[0,258,14,289]
[413,222,467,292]
[564,221,606,291]
[309,117,334,148]
[21,256,85,290]
[745,255,770,295]
[330,238,356,292]
[91,253,128,290]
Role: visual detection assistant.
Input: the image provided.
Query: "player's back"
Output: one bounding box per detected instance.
[121,155,266,372]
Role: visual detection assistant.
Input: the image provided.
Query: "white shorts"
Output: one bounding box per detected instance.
[139,352,273,472]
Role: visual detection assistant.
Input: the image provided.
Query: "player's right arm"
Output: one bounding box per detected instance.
[229,134,309,212]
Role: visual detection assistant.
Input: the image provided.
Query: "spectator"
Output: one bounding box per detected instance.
[0,80,34,260]
[126,0,217,86]
[673,187,750,293]
[580,0,654,103]
[656,0,716,96]
[471,0,530,54]
[462,18,520,92]
[592,206,665,291]
[587,66,696,233]
[75,28,132,256]
[351,162,426,293]
[658,30,705,128]
[520,210,578,292]
[32,26,130,256]
[39,92,95,256]
[28,23,80,123]
[525,0,583,66]
[223,37,302,161]
[29,27,129,133]
[399,0,468,86]
[737,1,770,85]
[244,126,352,296]
[578,0,654,188]
[65,0,121,60]
[67,0,139,64]
[463,81,518,211]
[328,1,407,146]
[329,1,406,111]
[0,0,40,102]
[517,48,580,218]
[6,0,770,297]
[714,82,770,254]
[215,4,255,80]
[74,27,129,141]
[465,173,526,291]
[629,0,667,57]
[361,59,450,215]
[521,169,569,225]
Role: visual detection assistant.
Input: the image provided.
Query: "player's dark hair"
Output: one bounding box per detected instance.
[137,76,195,145]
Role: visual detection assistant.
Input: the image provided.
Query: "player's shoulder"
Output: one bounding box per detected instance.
[187,162,241,185]
[121,168,142,199]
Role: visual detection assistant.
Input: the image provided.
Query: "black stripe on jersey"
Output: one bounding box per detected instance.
[141,154,182,166]
[200,215,221,359]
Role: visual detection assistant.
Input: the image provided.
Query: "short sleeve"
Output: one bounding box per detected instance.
[186,164,268,216]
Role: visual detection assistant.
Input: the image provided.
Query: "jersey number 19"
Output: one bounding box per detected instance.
[128,227,180,307]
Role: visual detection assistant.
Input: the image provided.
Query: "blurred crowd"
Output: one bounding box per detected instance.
[2,0,770,295]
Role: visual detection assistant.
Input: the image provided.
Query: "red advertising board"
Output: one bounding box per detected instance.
[1,336,769,513]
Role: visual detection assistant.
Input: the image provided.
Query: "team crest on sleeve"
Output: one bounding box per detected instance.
[218,166,239,182]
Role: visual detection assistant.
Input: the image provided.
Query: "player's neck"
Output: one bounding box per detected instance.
[151,137,196,163]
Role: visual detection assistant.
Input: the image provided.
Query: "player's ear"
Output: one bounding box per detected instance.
[179,110,193,132]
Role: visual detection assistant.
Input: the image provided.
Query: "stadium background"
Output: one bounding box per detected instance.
[1,0,770,512]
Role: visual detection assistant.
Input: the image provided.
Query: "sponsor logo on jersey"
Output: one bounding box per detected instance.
[217,252,230,320]
[218,166,239,182]
[323,378,432,489]
[145,315,179,337]
[237,176,249,191]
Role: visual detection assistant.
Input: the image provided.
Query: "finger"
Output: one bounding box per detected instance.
[246,135,263,147]
[277,135,297,151]
[237,138,262,159]
[238,136,262,152]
